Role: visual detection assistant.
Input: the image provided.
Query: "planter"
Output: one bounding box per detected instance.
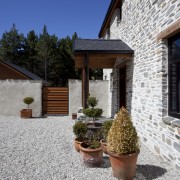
[72,113,77,119]
[20,109,32,118]
[86,123,103,140]
[108,151,139,179]
[74,138,82,152]
[79,142,103,167]
[100,139,108,154]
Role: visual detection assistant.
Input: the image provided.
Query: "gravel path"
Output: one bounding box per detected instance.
[0,116,179,180]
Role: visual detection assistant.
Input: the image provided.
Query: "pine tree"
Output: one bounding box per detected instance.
[24,30,39,73]
[36,25,58,82]
[0,24,25,64]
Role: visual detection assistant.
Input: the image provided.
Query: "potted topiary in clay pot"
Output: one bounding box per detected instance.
[79,131,103,167]
[107,107,140,179]
[100,120,113,154]
[83,96,103,126]
[73,121,88,152]
[20,97,34,118]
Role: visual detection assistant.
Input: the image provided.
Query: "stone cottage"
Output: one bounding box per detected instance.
[73,0,180,170]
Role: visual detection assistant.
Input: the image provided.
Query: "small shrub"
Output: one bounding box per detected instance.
[87,96,98,108]
[89,140,101,149]
[107,107,140,155]
[83,96,103,122]
[102,120,113,141]
[23,97,34,109]
[73,121,87,141]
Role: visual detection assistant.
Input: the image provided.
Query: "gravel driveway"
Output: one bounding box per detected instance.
[0,116,179,180]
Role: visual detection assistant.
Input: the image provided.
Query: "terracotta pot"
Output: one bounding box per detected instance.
[79,142,103,167]
[100,139,108,154]
[20,109,32,118]
[72,113,77,119]
[74,138,82,152]
[108,151,139,180]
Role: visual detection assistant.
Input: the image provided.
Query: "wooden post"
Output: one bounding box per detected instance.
[82,53,89,109]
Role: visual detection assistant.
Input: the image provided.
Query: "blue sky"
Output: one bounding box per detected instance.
[0,0,111,39]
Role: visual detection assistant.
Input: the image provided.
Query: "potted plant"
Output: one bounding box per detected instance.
[73,121,88,152]
[83,96,103,126]
[79,131,103,167]
[100,120,113,154]
[107,107,140,179]
[20,97,34,118]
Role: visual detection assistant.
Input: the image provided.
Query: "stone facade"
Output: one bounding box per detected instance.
[103,0,180,169]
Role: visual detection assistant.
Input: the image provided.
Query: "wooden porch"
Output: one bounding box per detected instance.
[73,39,134,108]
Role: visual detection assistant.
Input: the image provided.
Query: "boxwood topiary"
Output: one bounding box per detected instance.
[73,121,88,141]
[107,107,140,155]
[102,120,113,142]
[83,96,103,122]
[23,97,34,109]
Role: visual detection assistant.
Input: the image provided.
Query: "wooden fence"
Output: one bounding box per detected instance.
[42,87,68,115]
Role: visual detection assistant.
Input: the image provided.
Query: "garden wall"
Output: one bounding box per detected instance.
[68,79,110,117]
[0,80,42,117]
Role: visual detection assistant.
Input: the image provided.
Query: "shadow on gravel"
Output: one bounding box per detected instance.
[135,164,167,179]
[102,156,111,168]
[82,156,111,168]
[31,116,47,119]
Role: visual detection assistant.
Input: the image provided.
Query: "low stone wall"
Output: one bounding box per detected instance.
[0,80,42,117]
[68,79,109,117]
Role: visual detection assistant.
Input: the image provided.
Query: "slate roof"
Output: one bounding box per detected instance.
[73,39,134,53]
[1,61,42,80]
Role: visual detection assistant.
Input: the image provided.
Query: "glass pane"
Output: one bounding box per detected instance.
[169,34,180,55]
[169,63,180,113]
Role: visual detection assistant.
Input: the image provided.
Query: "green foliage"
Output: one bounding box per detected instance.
[107,107,140,155]
[89,69,103,80]
[89,140,101,149]
[23,97,34,109]
[83,96,103,122]
[95,108,103,118]
[36,25,58,82]
[0,24,25,64]
[24,30,39,73]
[102,120,113,141]
[0,24,80,86]
[87,96,98,108]
[73,121,87,141]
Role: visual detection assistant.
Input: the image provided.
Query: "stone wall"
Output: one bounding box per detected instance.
[0,80,42,117]
[103,0,180,169]
[68,79,110,117]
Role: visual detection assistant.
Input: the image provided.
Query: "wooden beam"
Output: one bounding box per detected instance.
[82,54,89,108]
[88,53,132,58]
[74,53,133,68]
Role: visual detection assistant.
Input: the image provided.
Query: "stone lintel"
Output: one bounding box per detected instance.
[156,19,180,42]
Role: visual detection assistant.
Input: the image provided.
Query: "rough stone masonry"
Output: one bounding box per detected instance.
[103,0,180,170]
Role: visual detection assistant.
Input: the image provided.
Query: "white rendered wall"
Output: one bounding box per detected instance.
[0,80,42,117]
[68,79,110,117]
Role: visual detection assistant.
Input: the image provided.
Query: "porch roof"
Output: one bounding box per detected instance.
[73,39,134,68]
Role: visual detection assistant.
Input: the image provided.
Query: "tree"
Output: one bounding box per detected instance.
[0,24,25,64]
[24,30,39,73]
[36,25,58,82]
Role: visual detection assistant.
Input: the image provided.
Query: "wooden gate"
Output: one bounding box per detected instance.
[43,87,68,115]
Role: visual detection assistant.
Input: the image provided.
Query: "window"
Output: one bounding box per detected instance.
[168,33,180,118]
